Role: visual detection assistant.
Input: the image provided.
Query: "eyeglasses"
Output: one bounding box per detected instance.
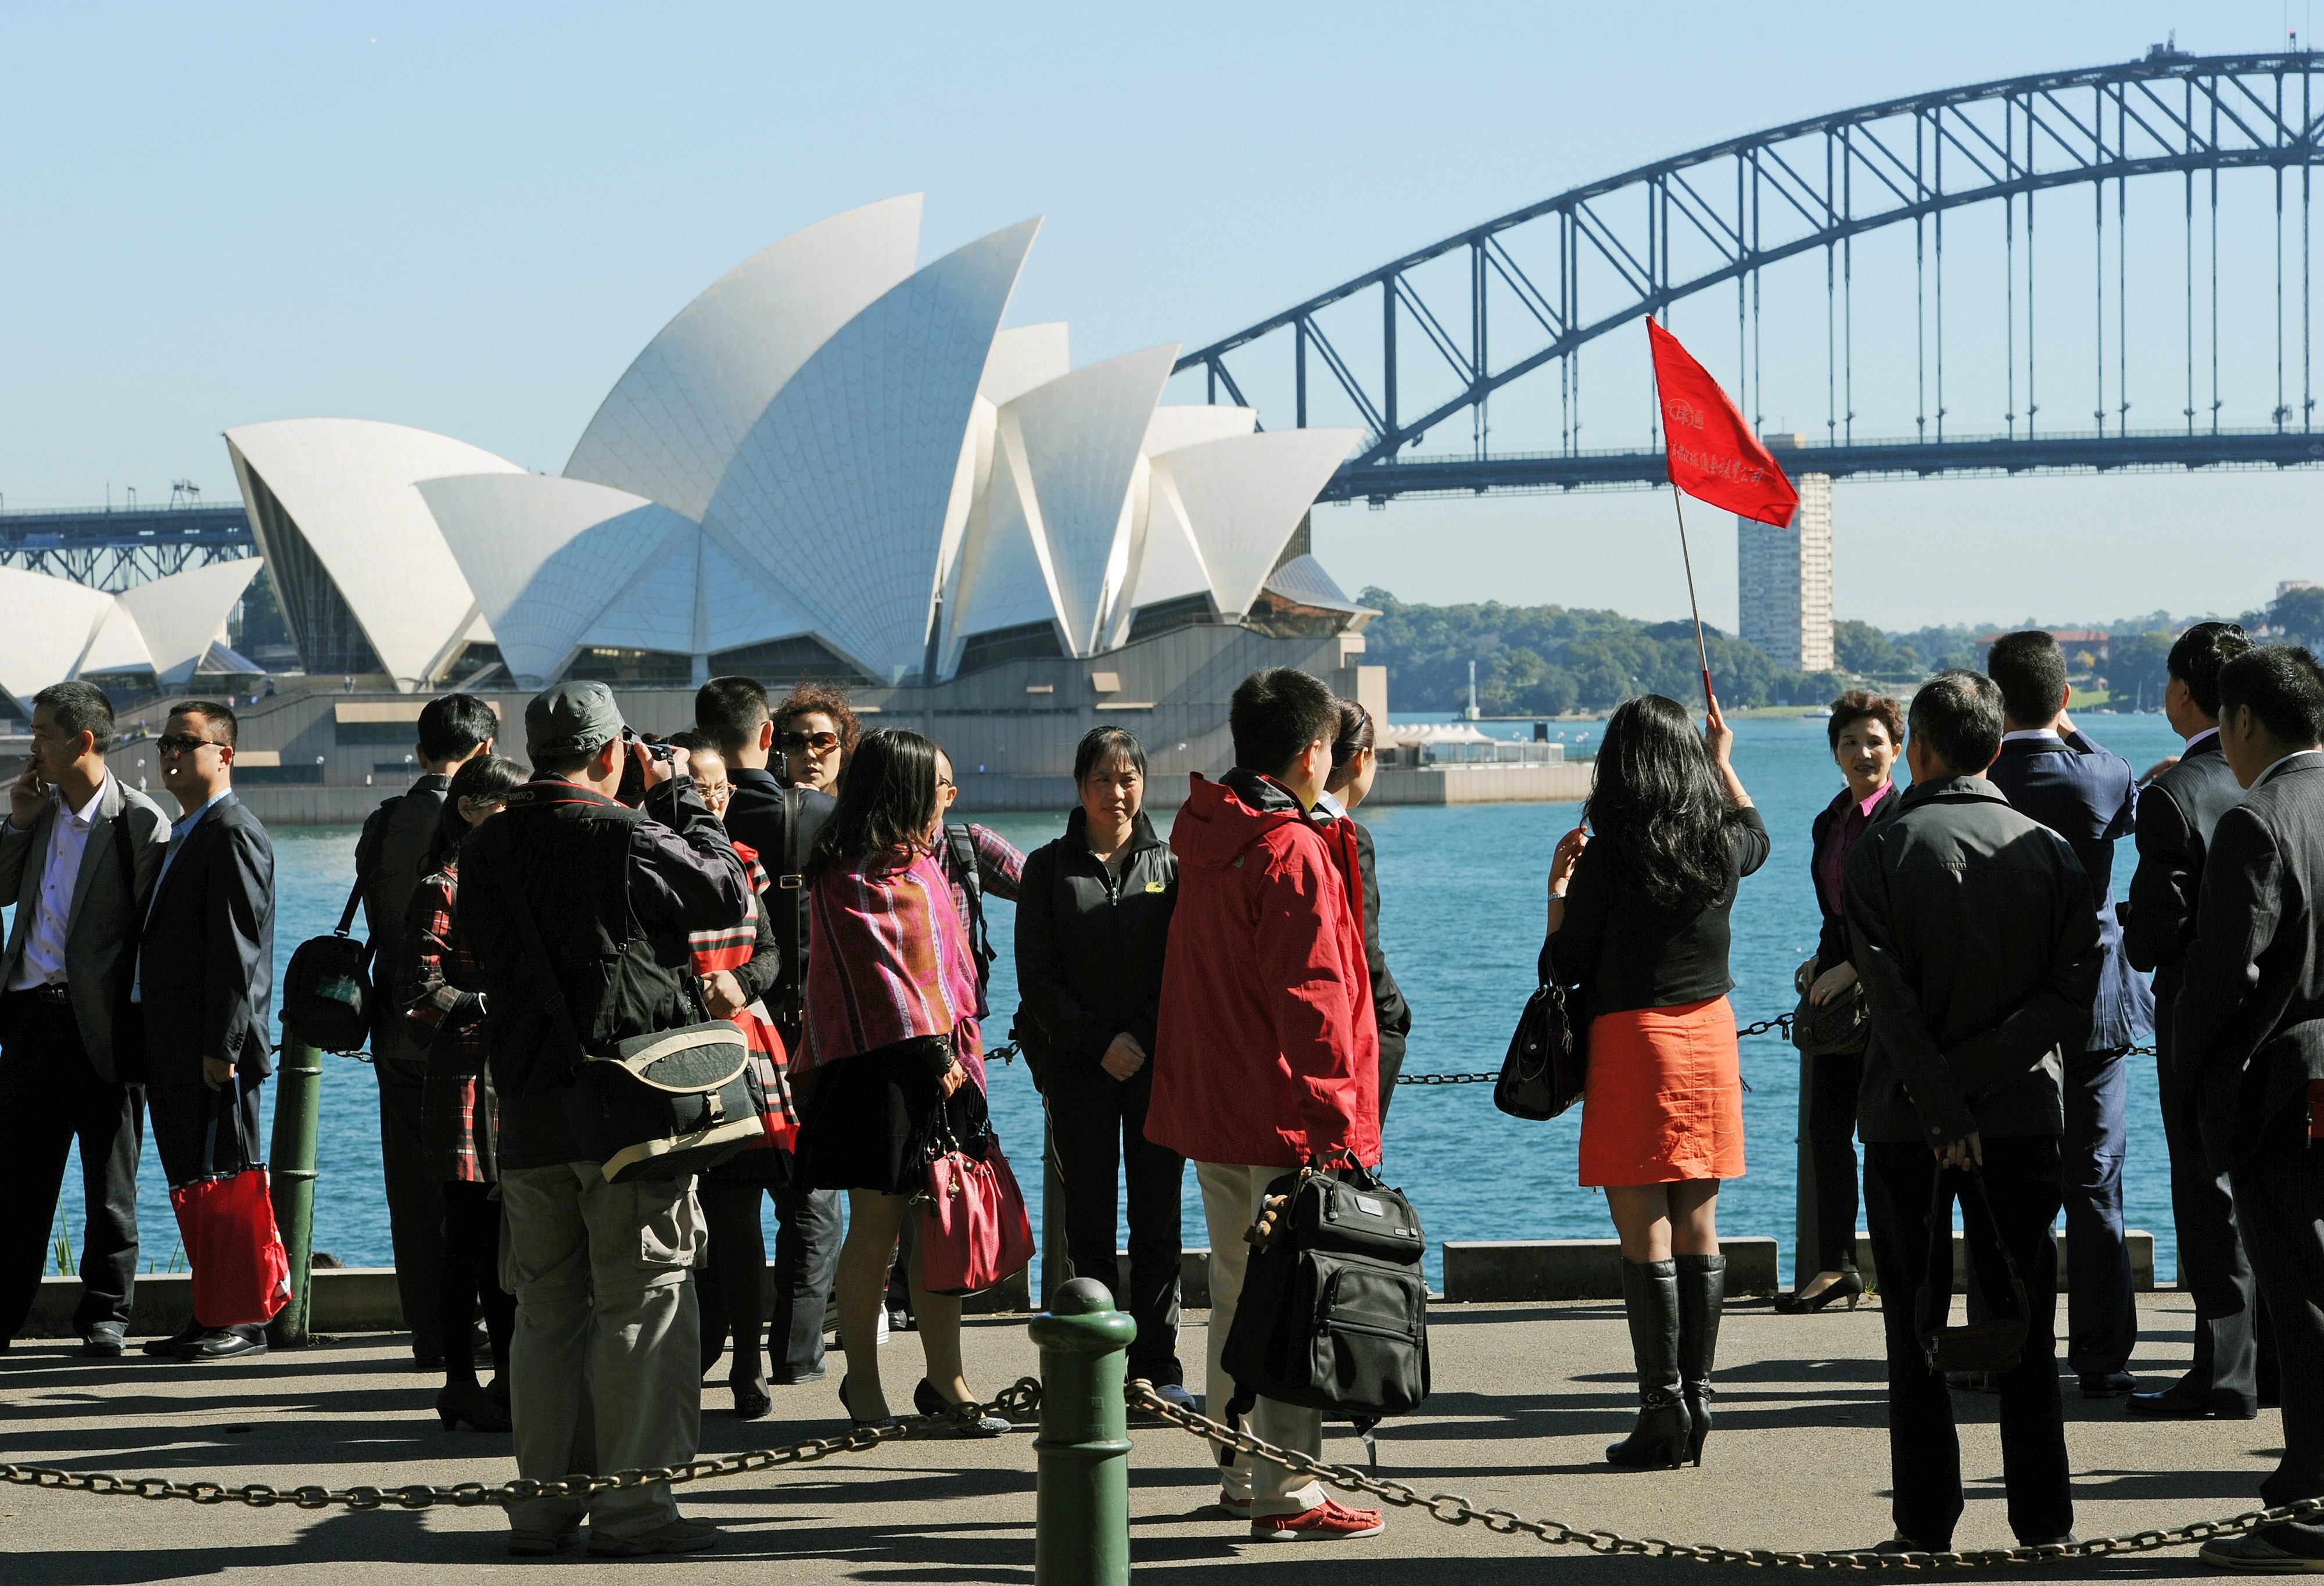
[157,733,221,756]
[779,731,840,754]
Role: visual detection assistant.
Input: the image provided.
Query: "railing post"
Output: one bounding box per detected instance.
[1028,1276,1135,1586]
[266,1036,324,1348]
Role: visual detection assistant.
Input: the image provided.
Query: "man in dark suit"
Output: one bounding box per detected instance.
[1983,630,2151,1395]
[1846,669,2099,1552]
[0,682,170,1354]
[356,692,495,1368]
[693,676,840,1392]
[2179,646,2324,1572]
[2122,622,2269,1420]
[134,700,277,1363]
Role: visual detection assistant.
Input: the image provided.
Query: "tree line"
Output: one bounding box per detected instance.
[1358,586,2324,715]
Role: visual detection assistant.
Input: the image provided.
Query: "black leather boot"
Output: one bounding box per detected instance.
[1606,1258,1690,1469]
[1676,1252,1728,1466]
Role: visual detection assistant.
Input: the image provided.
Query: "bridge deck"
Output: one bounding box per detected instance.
[0,1291,2253,1583]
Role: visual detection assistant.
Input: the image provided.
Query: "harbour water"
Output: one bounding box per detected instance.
[41,712,2190,1294]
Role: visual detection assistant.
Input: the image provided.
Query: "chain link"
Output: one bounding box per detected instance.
[1124,1380,2324,1569]
[0,1378,1044,1510]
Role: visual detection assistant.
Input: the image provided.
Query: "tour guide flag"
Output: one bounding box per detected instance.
[1646,317,1799,528]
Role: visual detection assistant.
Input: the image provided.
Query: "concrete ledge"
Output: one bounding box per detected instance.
[24,1261,1032,1338]
[1855,1229,2156,1294]
[1442,1238,1781,1301]
[1370,762,1592,806]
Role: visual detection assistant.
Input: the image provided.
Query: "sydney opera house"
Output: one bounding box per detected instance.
[225,196,1371,691]
[4,198,1390,811]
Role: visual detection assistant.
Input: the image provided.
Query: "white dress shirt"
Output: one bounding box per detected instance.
[8,774,113,992]
[2253,747,2324,791]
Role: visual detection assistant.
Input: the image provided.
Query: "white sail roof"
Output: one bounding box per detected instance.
[702,218,1041,681]
[1153,428,1361,621]
[224,418,526,687]
[418,473,697,686]
[1005,343,1178,654]
[564,195,924,520]
[114,559,265,685]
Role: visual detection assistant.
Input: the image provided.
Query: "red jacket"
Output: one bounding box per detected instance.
[1149,770,1380,1168]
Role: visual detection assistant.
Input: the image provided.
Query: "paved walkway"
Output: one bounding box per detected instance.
[0,1292,2279,1583]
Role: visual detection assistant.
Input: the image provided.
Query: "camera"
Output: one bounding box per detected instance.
[615,731,679,807]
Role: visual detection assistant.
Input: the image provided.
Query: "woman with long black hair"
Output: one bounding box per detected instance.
[399,751,528,1432]
[797,726,1007,1435]
[1544,693,1766,1470]
[1317,700,1412,1119]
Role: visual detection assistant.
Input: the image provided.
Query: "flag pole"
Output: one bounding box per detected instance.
[1669,484,1714,711]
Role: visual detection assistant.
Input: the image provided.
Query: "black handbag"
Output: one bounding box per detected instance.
[1495,979,1588,1120]
[1791,960,1871,1057]
[280,878,374,1054]
[1221,1161,1430,1429]
[1917,1165,2031,1374]
[484,862,767,1184]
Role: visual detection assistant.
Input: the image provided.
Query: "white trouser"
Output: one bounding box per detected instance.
[1195,1160,1326,1516]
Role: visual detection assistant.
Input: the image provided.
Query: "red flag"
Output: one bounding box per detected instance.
[1646,318,1798,528]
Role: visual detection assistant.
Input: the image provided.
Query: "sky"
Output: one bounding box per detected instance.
[3,2,2321,635]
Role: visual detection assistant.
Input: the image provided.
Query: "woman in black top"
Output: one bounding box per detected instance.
[1014,726,1192,1413]
[1778,691,1903,1314]
[1544,693,1766,1470]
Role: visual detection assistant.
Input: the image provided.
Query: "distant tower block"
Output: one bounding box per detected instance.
[1737,472,1833,672]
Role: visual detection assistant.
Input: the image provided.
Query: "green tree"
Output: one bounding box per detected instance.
[2106,631,2175,713]
[2268,586,2324,649]
[1832,619,1909,676]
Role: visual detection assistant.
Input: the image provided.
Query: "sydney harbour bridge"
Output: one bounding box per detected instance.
[9,46,2324,589]
[1177,46,2324,503]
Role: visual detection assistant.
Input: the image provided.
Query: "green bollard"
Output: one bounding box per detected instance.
[1030,1276,1135,1586]
[266,1035,324,1348]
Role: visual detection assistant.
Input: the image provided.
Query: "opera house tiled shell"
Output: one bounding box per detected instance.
[0,559,263,712]
[224,198,1364,691]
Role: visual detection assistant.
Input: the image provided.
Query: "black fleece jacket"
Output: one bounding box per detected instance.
[1013,807,1177,1074]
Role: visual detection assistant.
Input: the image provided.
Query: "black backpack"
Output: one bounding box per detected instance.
[281,878,374,1054]
[945,822,997,1017]
[1221,1161,1431,1431]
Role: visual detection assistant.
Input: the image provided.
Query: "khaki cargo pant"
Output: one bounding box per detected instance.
[1196,1161,1327,1517]
[498,1161,704,1541]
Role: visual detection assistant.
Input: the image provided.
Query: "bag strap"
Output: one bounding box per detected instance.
[773,786,809,1025]
[945,822,996,993]
[200,1070,253,1179]
[1917,1162,2029,1336]
[478,825,591,1073]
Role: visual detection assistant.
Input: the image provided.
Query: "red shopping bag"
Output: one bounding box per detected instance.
[919,1122,1034,1298]
[168,1079,292,1327]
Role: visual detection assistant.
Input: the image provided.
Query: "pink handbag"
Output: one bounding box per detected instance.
[919,1120,1034,1297]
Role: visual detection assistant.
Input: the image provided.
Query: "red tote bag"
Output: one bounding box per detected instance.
[168,1078,292,1328]
[919,1116,1034,1298]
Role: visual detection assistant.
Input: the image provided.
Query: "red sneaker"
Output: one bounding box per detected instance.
[1249,1497,1386,1541]
[1215,1488,1251,1518]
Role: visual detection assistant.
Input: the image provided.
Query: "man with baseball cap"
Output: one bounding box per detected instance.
[457,682,750,1559]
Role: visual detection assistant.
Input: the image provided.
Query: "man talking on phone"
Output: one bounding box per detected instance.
[0,682,170,1355]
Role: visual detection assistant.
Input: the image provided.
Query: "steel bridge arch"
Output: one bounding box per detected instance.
[1177,49,2324,492]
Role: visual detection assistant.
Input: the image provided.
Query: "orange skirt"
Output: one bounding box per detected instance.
[1577,994,1745,1187]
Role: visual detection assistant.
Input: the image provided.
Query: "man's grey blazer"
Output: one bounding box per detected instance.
[0,775,171,1082]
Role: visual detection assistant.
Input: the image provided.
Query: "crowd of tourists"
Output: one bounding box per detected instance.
[6,628,2324,1568]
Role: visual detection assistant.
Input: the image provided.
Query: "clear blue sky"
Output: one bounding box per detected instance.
[2,2,2318,632]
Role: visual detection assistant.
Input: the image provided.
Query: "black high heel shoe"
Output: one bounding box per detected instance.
[1774,1270,1865,1314]
[838,1375,899,1430]
[913,1377,1010,1438]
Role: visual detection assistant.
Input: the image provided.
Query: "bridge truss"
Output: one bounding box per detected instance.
[0,505,254,591]
[1175,49,2324,502]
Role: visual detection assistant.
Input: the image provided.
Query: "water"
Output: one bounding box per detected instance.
[44,714,2190,1293]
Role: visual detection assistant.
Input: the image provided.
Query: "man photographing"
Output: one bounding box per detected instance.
[457,682,750,1559]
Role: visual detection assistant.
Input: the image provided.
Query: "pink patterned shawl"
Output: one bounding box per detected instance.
[804,846,984,1087]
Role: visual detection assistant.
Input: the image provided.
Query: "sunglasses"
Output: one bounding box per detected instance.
[157,733,222,755]
[779,731,841,753]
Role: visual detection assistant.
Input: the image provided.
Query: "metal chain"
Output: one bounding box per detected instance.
[0,1378,1044,1511]
[1396,1014,1799,1086]
[1124,1380,2324,1569]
